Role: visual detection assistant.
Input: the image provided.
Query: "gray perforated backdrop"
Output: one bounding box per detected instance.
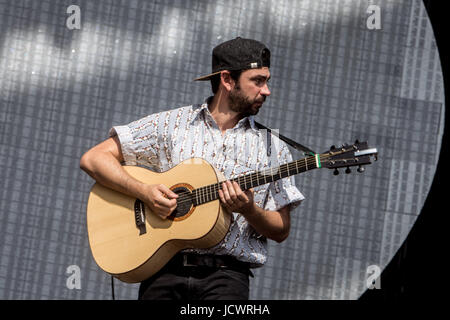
[0,0,444,299]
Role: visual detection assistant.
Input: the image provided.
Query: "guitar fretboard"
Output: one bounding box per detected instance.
[191,154,321,206]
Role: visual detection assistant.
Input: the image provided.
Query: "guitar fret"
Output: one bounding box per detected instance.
[217,183,219,200]
[283,164,289,178]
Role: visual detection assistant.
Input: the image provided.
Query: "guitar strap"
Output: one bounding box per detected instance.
[254,121,316,157]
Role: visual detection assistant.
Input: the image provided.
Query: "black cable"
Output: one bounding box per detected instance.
[111,276,115,300]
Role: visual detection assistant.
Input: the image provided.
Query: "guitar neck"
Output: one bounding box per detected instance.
[192,154,322,206]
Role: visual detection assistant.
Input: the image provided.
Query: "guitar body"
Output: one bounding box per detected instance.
[86,158,231,283]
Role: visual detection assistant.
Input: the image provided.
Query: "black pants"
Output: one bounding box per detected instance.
[138,264,251,300]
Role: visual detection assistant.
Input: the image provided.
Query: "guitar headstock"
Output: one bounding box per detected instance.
[321,140,378,175]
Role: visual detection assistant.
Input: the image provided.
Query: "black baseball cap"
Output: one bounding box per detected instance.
[194,37,271,81]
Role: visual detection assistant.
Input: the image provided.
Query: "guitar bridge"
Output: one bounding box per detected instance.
[134,199,146,235]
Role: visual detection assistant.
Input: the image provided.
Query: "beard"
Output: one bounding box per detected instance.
[228,84,265,117]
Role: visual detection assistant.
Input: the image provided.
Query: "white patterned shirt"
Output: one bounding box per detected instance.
[109,97,305,267]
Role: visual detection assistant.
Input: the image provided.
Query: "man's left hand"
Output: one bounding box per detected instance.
[218,180,255,214]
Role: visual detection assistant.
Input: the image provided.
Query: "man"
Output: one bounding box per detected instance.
[80,37,304,300]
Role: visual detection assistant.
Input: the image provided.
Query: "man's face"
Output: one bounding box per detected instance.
[228,67,271,117]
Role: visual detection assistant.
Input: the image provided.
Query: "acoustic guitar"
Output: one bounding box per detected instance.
[86,141,377,283]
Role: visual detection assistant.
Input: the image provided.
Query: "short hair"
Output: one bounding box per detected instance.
[210,69,243,94]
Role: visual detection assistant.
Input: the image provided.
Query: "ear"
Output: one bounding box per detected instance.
[219,71,235,92]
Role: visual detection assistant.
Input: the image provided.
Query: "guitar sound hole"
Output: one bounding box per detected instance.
[169,186,193,220]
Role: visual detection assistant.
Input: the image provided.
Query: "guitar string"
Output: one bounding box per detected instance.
[173,155,330,206]
[173,166,315,206]
[172,154,334,206]
[170,143,367,207]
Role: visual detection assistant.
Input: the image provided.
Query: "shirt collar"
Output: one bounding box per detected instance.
[191,96,259,133]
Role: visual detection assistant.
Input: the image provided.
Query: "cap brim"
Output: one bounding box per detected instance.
[193,71,222,81]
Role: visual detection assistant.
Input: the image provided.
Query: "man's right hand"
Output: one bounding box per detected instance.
[80,136,178,220]
[141,184,178,219]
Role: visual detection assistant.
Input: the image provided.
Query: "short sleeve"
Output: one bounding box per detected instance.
[108,113,160,168]
[264,141,305,212]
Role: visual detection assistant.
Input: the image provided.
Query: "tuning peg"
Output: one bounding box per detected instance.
[357,165,365,173]
[333,168,339,175]
[345,167,351,174]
